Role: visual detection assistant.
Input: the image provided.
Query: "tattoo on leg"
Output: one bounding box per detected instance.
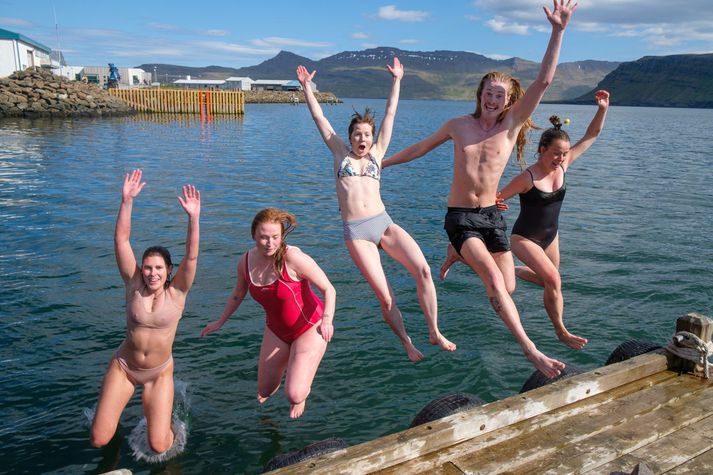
[490,296,503,315]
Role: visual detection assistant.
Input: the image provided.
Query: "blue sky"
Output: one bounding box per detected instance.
[1,0,712,68]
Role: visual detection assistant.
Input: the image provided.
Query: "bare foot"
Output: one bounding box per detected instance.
[557,330,588,350]
[402,337,424,362]
[289,401,306,419]
[429,331,457,351]
[524,348,565,379]
[257,394,269,404]
[439,244,463,280]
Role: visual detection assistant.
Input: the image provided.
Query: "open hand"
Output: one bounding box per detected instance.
[386,57,404,80]
[178,184,201,217]
[296,65,316,85]
[496,196,509,211]
[544,0,577,31]
[122,169,146,201]
[201,321,222,337]
[318,320,333,343]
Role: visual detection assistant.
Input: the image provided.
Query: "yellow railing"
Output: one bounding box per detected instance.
[109,88,244,114]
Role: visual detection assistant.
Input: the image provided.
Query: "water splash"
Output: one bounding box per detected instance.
[127,379,191,463]
[128,417,187,463]
[83,405,96,428]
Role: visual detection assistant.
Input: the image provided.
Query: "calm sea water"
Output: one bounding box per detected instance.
[1,99,712,474]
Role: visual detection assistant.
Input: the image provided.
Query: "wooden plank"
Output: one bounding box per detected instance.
[449,374,704,473]
[588,414,713,474]
[479,377,713,474]
[667,448,713,474]
[269,353,668,475]
[375,371,676,475]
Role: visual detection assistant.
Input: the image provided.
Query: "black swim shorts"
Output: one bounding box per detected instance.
[444,206,510,255]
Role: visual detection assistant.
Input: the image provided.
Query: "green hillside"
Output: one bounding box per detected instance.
[138,47,618,102]
[570,54,713,108]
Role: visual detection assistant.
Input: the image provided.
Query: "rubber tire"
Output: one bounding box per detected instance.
[263,437,347,472]
[410,393,485,428]
[605,339,662,366]
[519,363,584,393]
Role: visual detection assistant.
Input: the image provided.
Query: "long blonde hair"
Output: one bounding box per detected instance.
[250,208,297,276]
[472,71,535,170]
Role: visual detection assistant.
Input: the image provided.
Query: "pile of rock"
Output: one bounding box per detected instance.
[244,90,341,104]
[0,68,134,118]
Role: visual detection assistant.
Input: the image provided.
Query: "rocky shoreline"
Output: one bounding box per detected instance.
[0,69,134,118]
[0,69,342,118]
[243,90,341,104]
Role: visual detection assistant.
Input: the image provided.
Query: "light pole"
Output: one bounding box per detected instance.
[153,66,157,86]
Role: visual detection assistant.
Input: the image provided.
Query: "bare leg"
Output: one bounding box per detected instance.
[380,224,455,351]
[284,325,328,418]
[90,358,136,448]
[346,239,423,362]
[459,237,565,378]
[256,327,290,403]
[439,243,464,281]
[492,250,516,295]
[142,360,175,453]
[511,235,587,350]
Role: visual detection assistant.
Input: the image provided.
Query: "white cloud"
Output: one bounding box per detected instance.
[194,40,279,55]
[147,22,177,31]
[198,29,229,37]
[111,47,185,58]
[399,39,419,44]
[0,17,32,27]
[472,0,713,53]
[377,5,430,22]
[251,37,332,48]
[486,17,529,35]
[352,32,369,39]
[469,50,513,60]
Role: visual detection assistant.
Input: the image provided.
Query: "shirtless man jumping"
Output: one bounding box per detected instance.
[383,0,577,378]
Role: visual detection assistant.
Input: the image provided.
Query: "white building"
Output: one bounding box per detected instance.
[251,79,317,92]
[225,76,253,90]
[77,66,152,88]
[0,27,52,77]
[173,76,226,89]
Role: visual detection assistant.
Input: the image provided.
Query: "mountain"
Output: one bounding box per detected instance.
[569,54,713,108]
[137,47,618,102]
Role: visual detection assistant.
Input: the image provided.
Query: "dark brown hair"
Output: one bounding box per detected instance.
[348,108,376,137]
[536,115,571,158]
[142,246,173,288]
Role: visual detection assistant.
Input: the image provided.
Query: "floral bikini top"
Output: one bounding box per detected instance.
[337,154,381,181]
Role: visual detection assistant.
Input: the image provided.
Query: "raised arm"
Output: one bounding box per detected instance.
[296,65,348,157]
[372,57,403,159]
[567,90,610,165]
[287,248,336,343]
[201,254,249,337]
[382,120,452,168]
[115,169,145,284]
[509,0,577,126]
[170,184,201,295]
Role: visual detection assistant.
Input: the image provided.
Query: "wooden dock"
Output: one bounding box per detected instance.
[269,314,713,475]
[108,88,244,114]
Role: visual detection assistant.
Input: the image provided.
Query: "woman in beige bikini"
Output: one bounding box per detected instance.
[90,169,200,455]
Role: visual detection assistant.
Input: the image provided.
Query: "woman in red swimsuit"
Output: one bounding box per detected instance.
[201,208,336,419]
[91,169,200,455]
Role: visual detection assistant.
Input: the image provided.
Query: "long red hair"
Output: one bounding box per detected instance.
[250,208,297,276]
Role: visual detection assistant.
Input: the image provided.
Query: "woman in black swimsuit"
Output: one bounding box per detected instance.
[497,90,610,350]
